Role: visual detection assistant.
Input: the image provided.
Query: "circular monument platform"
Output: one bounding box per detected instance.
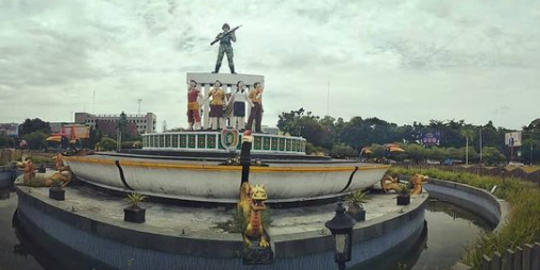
[15,185,428,270]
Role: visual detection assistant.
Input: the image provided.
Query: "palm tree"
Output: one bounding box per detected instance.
[461,128,475,165]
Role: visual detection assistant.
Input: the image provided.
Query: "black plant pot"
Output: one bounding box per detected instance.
[397,195,410,206]
[49,187,65,201]
[346,203,366,221]
[124,206,146,223]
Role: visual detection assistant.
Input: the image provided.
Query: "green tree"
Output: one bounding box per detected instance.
[330,143,358,158]
[368,144,386,160]
[19,118,51,136]
[277,108,334,150]
[482,147,506,165]
[522,119,540,164]
[100,137,117,151]
[0,134,16,148]
[479,121,504,151]
[22,131,48,150]
[402,144,425,163]
[89,126,103,149]
[116,111,132,141]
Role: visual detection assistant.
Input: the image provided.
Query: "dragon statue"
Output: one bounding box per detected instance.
[238,182,269,248]
[16,154,72,187]
[381,174,428,195]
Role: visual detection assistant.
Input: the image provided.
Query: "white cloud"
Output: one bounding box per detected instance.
[0,0,539,130]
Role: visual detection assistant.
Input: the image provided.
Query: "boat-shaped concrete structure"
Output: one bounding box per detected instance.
[64,150,389,204]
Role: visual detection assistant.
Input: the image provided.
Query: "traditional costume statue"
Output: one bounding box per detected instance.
[204,80,227,130]
[246,82,264,133]
[187,80,203,130]
[229,81,252,130]
[212,23,237,74]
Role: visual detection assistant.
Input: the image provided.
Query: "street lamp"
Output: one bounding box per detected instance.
[325,202,357,270]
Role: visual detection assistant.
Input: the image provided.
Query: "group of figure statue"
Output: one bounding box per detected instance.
[185,23,264,132]
[187,79,264,132]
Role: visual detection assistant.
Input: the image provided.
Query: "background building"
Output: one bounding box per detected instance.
[75,112,156,134]
[0,123,19,137]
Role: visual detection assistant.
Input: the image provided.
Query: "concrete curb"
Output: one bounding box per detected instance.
[424,178,509,231]
[423,178,510,270]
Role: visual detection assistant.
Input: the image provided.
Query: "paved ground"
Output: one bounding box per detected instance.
[27,186,415,236]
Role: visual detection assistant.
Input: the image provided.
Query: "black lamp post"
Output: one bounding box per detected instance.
[325,202,357,270]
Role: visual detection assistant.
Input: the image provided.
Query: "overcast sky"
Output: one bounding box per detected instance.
[1,0,539,131]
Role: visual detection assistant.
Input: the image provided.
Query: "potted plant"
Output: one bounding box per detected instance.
[345,190,368,221]
[397,184,411,206]
[124,192,147,223]
[49,179,65,201]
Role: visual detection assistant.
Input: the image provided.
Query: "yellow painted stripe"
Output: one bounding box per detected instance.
[64,156,116,165]
[65,156,390,173]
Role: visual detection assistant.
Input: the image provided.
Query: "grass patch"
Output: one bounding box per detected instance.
[18,154,55,166]
[389,167,540,269]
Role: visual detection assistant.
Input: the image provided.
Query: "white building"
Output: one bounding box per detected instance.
[74,112,157,134]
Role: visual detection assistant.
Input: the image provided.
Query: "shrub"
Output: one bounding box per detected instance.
[22,131,48,150]
[0,134,15,148]
[100,137,117,151]
[331,143,358,158]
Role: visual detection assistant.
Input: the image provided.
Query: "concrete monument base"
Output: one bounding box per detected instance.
[15,184,428,270]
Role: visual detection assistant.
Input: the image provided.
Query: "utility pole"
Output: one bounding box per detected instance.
[138,99,142,115]
[93,90,96,114]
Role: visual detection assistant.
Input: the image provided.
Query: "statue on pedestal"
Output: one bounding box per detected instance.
[204,80,227,130]
[187,80,203,130]
[211,23,241,74]
[237,131,273,265]
[229,81,252,130]
[246,82,264,133]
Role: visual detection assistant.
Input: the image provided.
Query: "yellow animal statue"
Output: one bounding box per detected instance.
[381,174,429,195]
[16,154,72,187]
[380,175,403,194]
[410,174,428,195]
[238,182,269,248]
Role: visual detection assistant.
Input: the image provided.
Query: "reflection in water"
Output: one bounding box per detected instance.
[12,212,72,270]
[0,193,44,270]
[1,194,491,270]
[410,201,490,270]
[351,221,429,270]
[351,201,491,270]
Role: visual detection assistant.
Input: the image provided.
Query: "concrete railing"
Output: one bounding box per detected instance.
[480,243,540,270]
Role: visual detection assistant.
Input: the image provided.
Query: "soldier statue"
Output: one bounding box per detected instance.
[211,23,241,74]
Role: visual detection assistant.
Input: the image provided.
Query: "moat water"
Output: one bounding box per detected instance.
[0,189,490,270]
